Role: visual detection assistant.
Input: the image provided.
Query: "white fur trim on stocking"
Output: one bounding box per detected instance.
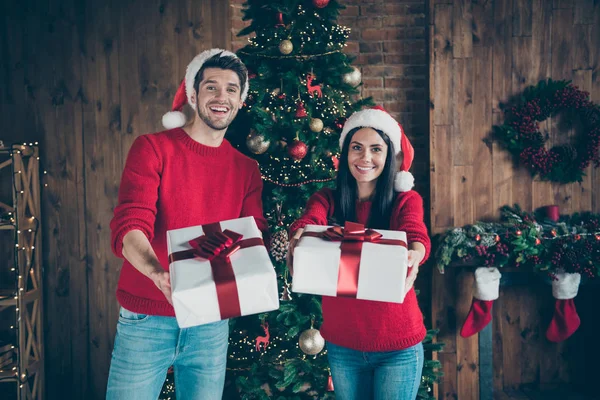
[394,171,414,192]
[551,272,581,300]
[339,109,402,154]
[473,267,501,301]
[185,48,249,108]
[162,111,187,129]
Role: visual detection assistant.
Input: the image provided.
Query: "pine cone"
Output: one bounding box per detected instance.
[269,229,289,263]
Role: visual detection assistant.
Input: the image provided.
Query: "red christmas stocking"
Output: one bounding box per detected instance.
[546,272,581,342]
[460,267,501,338]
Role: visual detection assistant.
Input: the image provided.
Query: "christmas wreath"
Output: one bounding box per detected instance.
[495,79,600,183]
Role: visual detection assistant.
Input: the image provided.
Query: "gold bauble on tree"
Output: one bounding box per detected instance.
[299,328,325,355]
[279,39,293,55]
[309,117,324,133]
[342,66,362,87]
[246,130,270,154]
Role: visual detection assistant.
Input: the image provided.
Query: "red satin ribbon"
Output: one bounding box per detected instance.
[168,222,264,320]
[301,222,407,298]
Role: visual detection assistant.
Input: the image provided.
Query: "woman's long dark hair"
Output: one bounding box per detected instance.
[334,127,397,229]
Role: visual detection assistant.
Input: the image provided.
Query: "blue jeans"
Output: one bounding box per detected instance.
[106,307,229,400]
[327,341,424,400]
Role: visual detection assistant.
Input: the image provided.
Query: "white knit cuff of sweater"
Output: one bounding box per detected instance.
[551,272,581,300]
[473,267,501,301]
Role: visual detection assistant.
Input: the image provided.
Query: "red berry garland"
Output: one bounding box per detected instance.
[495,79,600,183]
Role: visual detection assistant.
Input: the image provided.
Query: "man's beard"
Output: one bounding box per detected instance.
[197,105,235,131]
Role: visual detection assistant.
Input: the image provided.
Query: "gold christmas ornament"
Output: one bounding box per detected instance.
[246,130,271,154]
[309,117,324,133]
[279,39,293,55]
[299,328,325,355]
[342,66,362,87]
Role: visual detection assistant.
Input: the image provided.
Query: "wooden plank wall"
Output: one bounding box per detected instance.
[429,0,599,398]
[0,1,229,398]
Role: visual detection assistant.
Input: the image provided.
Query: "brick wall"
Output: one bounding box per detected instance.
[229,0,430,200]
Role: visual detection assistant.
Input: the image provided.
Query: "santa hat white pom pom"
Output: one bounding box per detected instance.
[394,171,414,192]
[162,111,187,129]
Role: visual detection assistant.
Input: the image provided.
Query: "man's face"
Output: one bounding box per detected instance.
[192,67,243,131]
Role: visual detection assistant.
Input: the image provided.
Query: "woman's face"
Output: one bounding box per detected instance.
[346,127,388,185]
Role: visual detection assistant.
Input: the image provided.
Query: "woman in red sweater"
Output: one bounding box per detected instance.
[288,107,430,400]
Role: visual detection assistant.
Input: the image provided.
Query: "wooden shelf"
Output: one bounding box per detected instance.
[0,360,40,381]
[0,223,15,230]
[0,289,41,308]
[0,219,37,231]
[0,144,44,399]
[0,364,18,380]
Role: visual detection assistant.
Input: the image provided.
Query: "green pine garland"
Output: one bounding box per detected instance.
[435,205,600,279]
[494,79,600,183]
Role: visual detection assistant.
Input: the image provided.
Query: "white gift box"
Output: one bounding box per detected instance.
[167,216,279,328]
[292,224,409,303]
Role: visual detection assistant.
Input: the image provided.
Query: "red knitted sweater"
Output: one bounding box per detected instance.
[110,128,268,316]
[289,188,430,352]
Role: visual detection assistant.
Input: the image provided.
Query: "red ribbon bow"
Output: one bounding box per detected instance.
[188,229,243,261]
[301,222,407,298]
[321,221,383,242]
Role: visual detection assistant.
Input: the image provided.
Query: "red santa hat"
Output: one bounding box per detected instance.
[162,48,249,129]
[339,106,415,192]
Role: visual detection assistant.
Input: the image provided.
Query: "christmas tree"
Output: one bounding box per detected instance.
[228,1,369,398]
[161,0,442,398]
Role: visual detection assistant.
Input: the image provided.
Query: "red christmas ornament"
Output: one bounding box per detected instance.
[295,101,308,118]
[574,234,581,241]
[313,0,330,8]
[475,234,481,241]
[277,93,286,100]
[331,155,339,170]
[551,230,557,237]
[248,70,257,79]
[326,374,334,391]
[288,139,308,161]
[306,74,322,98]
[275,12,285,28]
[516,230,522,236]
[535,238,541,245]
[495,235,500,242]
[595,234,600,241]
[334,117,346,130]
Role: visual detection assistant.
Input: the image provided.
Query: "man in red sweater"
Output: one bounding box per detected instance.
[106,49,267,400]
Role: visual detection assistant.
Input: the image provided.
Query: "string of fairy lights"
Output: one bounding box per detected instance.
[226,330,328,366]
[0,142,44,391]
[260,155,335,186]
[244,5,350,56]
